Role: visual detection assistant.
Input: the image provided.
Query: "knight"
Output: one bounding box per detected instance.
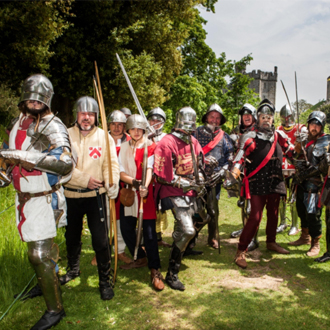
[0,74,74,330]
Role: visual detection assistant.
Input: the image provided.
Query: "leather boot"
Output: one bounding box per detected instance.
[234,249,247,269]
[315,251,330,263]
[165,245,185,291]
[96,252,114,300]
[119,257,148,269]
[59,244,81,285]
[30,309,66,330]
[98,263,114,301]
[288,228,311,246]
[151,269,165,291]
[267,242,290,254]
[306,237,321,257]
[118,252,133,264]
[183,245,203,257]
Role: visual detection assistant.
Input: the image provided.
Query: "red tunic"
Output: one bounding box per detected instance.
[134,143,157,219]
[153,134,203,200]
[115,134,131,219]
[277,124,305,174]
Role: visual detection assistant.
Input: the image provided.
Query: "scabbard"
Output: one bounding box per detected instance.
[95,189,105,222]
[134,198,144,261]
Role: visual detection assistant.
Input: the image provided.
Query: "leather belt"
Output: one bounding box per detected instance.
[17,183,61,214]
[63,187,94,193]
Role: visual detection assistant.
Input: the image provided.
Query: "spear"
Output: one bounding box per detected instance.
[93,62,118,283]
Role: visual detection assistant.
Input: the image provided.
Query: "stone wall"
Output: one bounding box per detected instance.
[247,66,278,106]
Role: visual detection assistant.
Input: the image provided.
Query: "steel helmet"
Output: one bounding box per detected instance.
[19,74,54,108]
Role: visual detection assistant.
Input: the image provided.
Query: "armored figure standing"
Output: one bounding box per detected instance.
[289,111,330,257]
[154,107,204,290]
[229,103,260,251]
[108,110,132,264]
[224,99,295,269]
[147,107,171,248]
[60,96,119,301]
[193,103,234,250]
[0,74,74,330]
[277,104,307,235]
[118,114,164,291]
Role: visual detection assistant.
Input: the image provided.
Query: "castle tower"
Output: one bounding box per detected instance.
[327,76,330,101]
[247,66,278,106]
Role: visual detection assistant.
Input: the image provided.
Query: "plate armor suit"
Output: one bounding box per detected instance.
[154,107,205,291]
[0,74,74,329]
[290,111,330,257]
[277,104,307,235]
[193,103,234,251]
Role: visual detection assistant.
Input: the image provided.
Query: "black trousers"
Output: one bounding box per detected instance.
[296,185,322,239]
[120,204,161,270]
[65,194,110,264]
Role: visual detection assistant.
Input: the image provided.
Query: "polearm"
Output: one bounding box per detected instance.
[280,78,309,165]
[115,53,151,261]
[115,53,155,136]
[295,72,300,132]
[134,131,148,260]
[93,62,118,283]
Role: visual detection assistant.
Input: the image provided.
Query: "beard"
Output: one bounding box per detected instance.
[20,103,49,116]
[78,121,94,131]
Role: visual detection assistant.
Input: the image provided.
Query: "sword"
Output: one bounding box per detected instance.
[116,53,155,136]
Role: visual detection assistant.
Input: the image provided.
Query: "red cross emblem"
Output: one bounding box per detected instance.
[89,147,102,159]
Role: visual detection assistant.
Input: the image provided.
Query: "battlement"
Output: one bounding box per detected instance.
[248,66,278,81]
[246,66,278,106]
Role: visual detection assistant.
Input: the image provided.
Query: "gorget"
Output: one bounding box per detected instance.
[171,130,190,144]
[256,127,275,142]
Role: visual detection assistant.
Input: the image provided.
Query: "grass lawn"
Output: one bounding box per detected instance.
[1,188,330,330]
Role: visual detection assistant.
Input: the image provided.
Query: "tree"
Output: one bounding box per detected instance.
[163,12,259,133]
[0,1,72,91]
[291,99,313,114]
[48,0,205,125]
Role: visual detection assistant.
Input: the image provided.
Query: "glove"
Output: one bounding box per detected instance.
[139,185,149,198]
[132,179,142,190]
[105,183,118,199]
[208,168,226,188]
[294,131,308,143]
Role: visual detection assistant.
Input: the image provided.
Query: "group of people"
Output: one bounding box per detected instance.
[1,73,330,330]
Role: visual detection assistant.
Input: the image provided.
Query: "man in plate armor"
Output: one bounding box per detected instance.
[0,74,74,330]
[193,103,234,250]
[290,111,330,257]
[147,107,171,248]
[59,96,119,301]
[224,99,295,269]
[153,107,205,290]
[277,104,307,235]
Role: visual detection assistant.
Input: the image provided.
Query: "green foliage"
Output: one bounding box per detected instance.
[2,190,330,329]
[163,13,260,133]
[0,0,72,90]
[48,0,203,124]
[0,85,19,128]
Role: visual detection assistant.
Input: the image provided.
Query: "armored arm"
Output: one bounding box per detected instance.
[0,147,73,176]
[155,173,203,193]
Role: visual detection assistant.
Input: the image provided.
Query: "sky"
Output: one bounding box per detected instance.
[199,0,330,109]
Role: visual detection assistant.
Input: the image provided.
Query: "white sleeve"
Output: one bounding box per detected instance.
[118,150,126,173]
[147,155,154,169]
